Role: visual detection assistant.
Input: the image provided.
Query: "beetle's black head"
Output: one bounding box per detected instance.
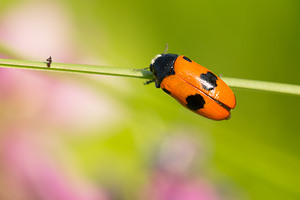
[150,53,179,88]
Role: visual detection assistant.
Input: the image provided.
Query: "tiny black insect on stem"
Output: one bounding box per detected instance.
[46,56,52,68]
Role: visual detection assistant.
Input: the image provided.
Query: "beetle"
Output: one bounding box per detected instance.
[148,53,236,120]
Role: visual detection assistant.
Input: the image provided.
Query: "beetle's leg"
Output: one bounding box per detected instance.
[144,79,155,85]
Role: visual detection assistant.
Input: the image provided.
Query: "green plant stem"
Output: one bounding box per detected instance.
[222,77,300,96]
[0,58,153,79]
[0,58,300,96]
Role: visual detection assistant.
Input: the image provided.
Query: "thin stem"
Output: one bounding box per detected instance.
[0,58,300,96]
[0,58,153,79]
[222,77,300,96]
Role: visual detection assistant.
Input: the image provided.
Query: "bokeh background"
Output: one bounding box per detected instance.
[0,0,299,199]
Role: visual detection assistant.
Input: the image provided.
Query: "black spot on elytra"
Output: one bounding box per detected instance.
[183,56,192,62]
[200,71,218,91]
[186,94,205,111]
[162,88,171,95]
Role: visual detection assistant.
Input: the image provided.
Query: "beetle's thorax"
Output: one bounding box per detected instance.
[150,53,179,88]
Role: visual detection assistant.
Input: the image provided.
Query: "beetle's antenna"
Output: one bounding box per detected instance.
[163,43,169,54]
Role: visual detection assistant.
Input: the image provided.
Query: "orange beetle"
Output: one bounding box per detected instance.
[149,54,236,120]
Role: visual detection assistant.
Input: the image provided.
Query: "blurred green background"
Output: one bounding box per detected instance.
[0,0,299,199]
